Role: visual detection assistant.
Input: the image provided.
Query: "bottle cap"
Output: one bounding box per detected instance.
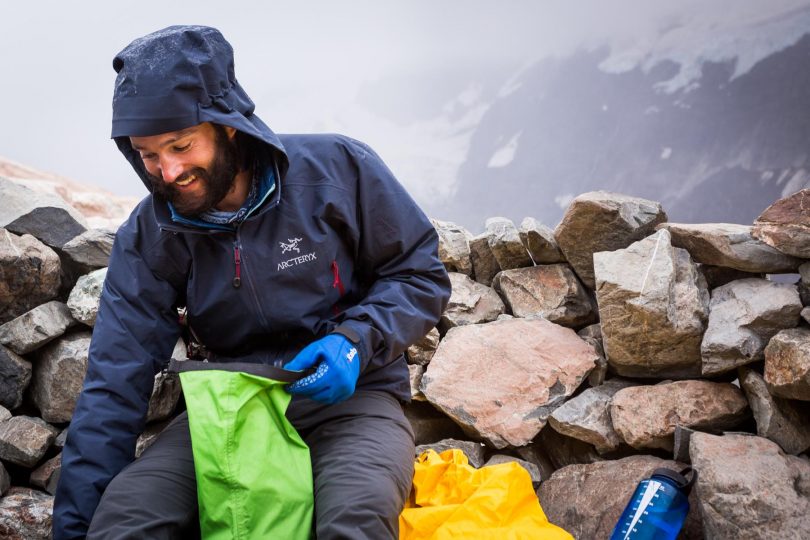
[651,467,698,495]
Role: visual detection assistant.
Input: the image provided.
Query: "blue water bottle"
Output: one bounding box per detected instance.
[609,467,697,540]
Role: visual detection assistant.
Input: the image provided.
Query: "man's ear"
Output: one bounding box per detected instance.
[223,126,237,140]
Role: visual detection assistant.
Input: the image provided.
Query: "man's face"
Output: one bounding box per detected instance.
[130,122,239,216]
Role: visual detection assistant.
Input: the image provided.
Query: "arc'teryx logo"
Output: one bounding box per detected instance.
[280,238,302,254]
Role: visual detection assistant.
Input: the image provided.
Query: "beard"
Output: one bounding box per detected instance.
[148,127,240,217]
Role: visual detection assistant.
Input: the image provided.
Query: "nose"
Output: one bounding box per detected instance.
[159,155,185,184]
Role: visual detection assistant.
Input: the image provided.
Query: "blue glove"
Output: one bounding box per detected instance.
[285,334,361,404]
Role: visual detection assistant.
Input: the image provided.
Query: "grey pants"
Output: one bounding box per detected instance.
[87,390,415,540]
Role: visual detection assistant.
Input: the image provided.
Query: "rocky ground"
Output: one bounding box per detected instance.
[1,174,809,538]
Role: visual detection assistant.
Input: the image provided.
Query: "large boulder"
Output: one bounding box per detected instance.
[0,228,61,324]
[538,455,703,540]
[61,228,116,268]
[610,381,749,451]
[594,229,709,378]
[66,267,108,327]
[421,318,598,448]
[659,222,802,273]
[0,416,57,467]
[468,233,500,286]
[0,176,87,250]
[485,217,532,270]
[519,217,564,264]
[431,219,472,276]
[554,191,667,289]
[689,432,810,538]
[439,272,504,330]
[740,367,810,455]
[701,278,802,376]
[0,345,32,410]
[31,332,92,423]
[492,264,596,327]
[764,327,810,401]
[752,188,810,258]
[0,301,75,355]
[0,487,54,540]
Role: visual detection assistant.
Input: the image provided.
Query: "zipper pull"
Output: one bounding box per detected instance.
[331,260,345,296]
[233,244,242,288]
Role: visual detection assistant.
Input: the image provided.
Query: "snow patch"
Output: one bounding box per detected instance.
[487,132,522,168]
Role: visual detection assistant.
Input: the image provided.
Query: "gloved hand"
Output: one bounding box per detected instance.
[285,334,361,404]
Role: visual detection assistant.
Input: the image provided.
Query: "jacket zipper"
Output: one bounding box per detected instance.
[232,243,242,288]
[331,260,345,296]
[234,227,270,330]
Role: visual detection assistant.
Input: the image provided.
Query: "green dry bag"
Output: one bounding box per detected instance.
[167,359,314,539]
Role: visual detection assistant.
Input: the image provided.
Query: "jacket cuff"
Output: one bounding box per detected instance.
[331,323,368,370]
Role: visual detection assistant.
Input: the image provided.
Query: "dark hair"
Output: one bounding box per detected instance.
[212,123,261,172]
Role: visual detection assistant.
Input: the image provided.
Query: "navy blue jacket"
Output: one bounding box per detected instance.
[53,26,450,538]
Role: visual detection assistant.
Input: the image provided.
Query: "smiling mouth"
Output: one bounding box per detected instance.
[175,174,197,187]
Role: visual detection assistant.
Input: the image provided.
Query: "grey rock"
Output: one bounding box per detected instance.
[698,264,764,289]
[690,432,810,539]
[54,428,68,449]
[538,455,703,540]
[800,262,810,306]
[135,420,170,459]
[740,367,810,455]
[30,453,61,495]
[802,307,810,324]
[0,406,9,423]
[752,188,810,258]
[31,332,91,423]
[0,176,87,249]
[519,217,564,264]
[0,463,8,496]
[61,228,116,268]
[146,371,182,423]
[439,272,504,330]
[514,444,557,483]
[0,228,61,324]
[468,233,499,286]
[536,424,605,469]
[0,301,75,355]
[485,454,543,486]
[595,229,709,378]
[0,487,54,540]
[415,438,487,468]
[659,222,802,273]
[673,425,697,464]
[485,217,532,270]
[764,327,810,401]
[431,219,472,275]
[0,416,57,467]
[554,191,668,289]
[406,328,440,366]
[66,267,107,327]
[408,364,426,402]
[578,324,607,386]
[701,278,803,376]
[548,379,635,454]
[403,401,465,446]
[0,345,32,410]
[493,264,596,327]
[611,381,749,451]
[421,318,598,448]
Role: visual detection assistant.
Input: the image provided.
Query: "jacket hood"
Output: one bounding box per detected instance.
[111,25,288,192]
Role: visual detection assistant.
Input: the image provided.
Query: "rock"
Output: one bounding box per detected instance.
[514,444,557,483]
[0,176,87,250]
[0,463,8,496]
[689,432,810,538]
[519,217,564,264]
[485,217,532,270]
[0,228,61,324]
[66,267,107,327]
[31,332,91,423]
[54,428,68,449]
[0,416,57,467]
[415,439,487,468]
[578,324,607,386]
[406,328,440,366]
[672,425,697,464]
[548,379,635,454]
[538,455,703,540]
[61,228,116,268]
[536,424,605,469]
[408,364,426,401]
[0,301,75,355]
[554,191,668,289]
[698,264,764,289]
[659,222,802,273]
[0,406,9,423]
[802,307,810,324]
[0,487,53,540]
[403,401,465,446]
[594,229,709,378]
[740,368,810,455]
[611,381,749,451]
[135,420,170,459]
[492,264,596,327]
[701,278,803,376]
[0,345,32,410]
[752,188,810,258]
[485,454,543,486]
[800,262,810,305]
[431,219,472,275]
[421,318,598,448]
[146,371,182,423]
[30,453,61,495]
[439,272,504,329]
[468,233,499,286]
[764,327,810,401]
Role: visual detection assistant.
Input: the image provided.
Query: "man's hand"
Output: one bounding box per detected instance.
[285,334,361,404]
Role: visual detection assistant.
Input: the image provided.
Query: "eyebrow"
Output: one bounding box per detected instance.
[131,127,197,151]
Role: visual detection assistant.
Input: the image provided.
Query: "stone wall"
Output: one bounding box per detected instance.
[1,176,809,538]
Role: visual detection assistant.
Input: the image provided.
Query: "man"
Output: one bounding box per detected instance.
[53,25,450,539]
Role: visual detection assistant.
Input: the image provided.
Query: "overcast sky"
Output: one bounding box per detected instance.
[1,0,808,206]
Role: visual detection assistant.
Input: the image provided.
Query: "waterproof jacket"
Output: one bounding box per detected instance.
[53,25,450,538]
